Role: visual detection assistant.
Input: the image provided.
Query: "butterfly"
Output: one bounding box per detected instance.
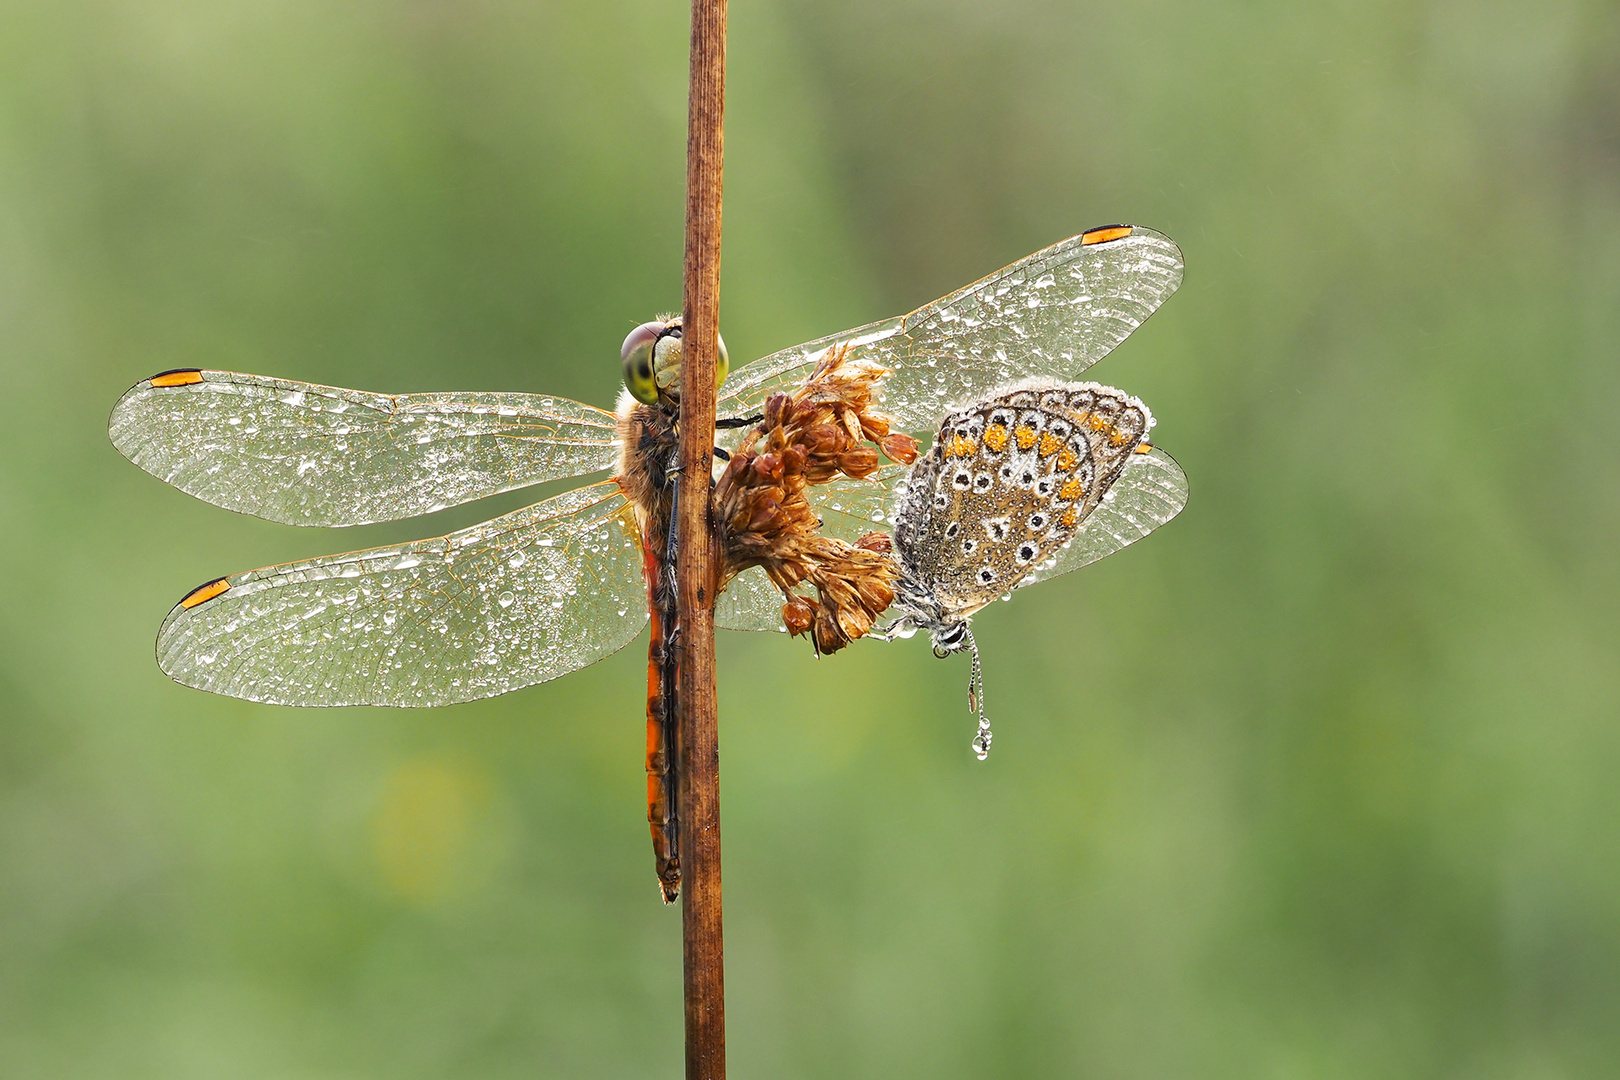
[886,379,1185,758]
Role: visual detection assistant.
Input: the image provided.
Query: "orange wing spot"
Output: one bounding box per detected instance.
[1014,425,1038,451]
[149,369,205,388]
[179,577,230,609]
[1108,427,1131,446]
[983,424,1009,452]
[1086,413,1110,431]
[1056,448,1078,472]
[1059,477,1085,501]
[1080,225,1134,246]
[1038,432,1065,457]
[945,436,978,458]
[1133,442,1153,454]
[1060,506,1080,529]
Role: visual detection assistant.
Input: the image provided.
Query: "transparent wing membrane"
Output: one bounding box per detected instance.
[713,568,791,633]
[718,227,1184,433]
[807,466,907,544]
[156,482,647,706]
[110,370,620,526]
[1024,447,1188,586]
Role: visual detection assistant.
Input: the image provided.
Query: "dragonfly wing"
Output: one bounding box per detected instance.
[717,226,1184,433]
[807,465,907,543]
[1023,446,1188,587]
[155,481,648,706]
[714,568,790,633]
[110,370,620,526]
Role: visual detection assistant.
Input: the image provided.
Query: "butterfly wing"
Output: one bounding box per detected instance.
[155,481,648,706]
[1023,446,1187,587]
[110,370,621,526]
[893,382,1154,619]
[716,226,1183,433]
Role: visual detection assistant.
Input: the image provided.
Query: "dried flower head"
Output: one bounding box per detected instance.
[714,344,918,654]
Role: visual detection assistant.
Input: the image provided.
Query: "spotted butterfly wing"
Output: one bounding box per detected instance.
[892,379,1155,623]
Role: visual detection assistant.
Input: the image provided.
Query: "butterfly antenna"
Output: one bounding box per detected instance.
[965,628,992,760]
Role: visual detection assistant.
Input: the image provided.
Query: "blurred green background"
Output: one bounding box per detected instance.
[3,0,1617,1076]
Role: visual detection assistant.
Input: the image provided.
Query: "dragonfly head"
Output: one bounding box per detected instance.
[621,317,729,406]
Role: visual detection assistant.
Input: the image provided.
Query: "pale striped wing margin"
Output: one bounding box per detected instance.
[156,482,648,706]
[110,370,620,526]
[717,226,1184,435]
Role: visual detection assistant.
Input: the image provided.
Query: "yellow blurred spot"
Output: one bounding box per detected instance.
[371,755,490,904]
[945,436,978,458]
[1059,477,1084,501]
[983,424,1009,452]
[1060,506,1079,529]
[1056,448,1078,472]
[1037,432,1064,457]
[1133,442,1153,454]
[1014,425,1037,450]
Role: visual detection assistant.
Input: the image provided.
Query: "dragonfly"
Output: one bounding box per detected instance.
[109,223,1188,900]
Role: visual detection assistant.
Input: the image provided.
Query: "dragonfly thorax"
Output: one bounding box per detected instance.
[613,392,679,537]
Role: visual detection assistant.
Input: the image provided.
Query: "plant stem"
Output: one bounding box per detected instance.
[677,0,726,1075]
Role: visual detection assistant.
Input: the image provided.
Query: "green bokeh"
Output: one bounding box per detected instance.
[3,1,1617,1076]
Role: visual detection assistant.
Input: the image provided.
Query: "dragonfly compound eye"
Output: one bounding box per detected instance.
[647,325,728,401]
[621,321,665,404]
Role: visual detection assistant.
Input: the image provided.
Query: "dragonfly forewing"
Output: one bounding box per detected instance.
[156,481,647,706]
[110,370,620,526]
[717,226,1184,433]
